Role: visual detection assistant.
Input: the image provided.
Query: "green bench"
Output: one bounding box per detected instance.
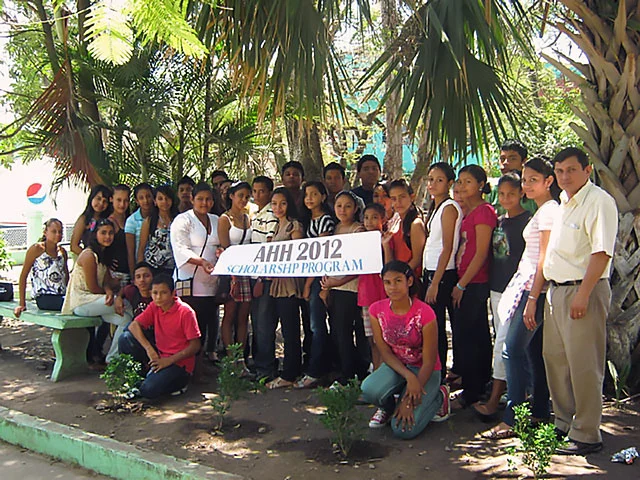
[0,300,101,382]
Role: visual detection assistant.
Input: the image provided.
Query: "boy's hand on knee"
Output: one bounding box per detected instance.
[150,357,172,372]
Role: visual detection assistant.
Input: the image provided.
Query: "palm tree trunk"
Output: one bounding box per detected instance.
[551,0,640,386]
[381,0,403,180]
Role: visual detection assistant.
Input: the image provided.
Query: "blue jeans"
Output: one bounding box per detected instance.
[502,292,550,425]
[361,363,442,440]
[251,280,278,378]
[140,365,190,399]
[118,328,189,399]
[306,278,330,378]
[118,326,156,366]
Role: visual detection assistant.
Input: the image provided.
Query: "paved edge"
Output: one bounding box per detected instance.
[0,405,242,480]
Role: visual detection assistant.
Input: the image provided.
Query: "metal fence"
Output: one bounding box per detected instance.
[0,224,75,248]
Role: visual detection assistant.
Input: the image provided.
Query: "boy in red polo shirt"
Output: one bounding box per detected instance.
[120,273,201,399]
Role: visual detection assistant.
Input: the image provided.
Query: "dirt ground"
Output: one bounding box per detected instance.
[1,318,639,479]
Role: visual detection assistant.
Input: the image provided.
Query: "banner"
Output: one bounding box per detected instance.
[212,231,383,277]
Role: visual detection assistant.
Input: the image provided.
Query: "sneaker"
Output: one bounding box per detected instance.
[369,408,391,428]
[432,384,450,422]
[124,387,140,400]
[170,385,188,396]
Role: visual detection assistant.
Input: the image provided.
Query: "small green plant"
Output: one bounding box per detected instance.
[316,379,364,457]
[100,354,143,403]
[210,343,253,431]
[0,236,13,274]
[507,403,565,478]
[608,360,631,408]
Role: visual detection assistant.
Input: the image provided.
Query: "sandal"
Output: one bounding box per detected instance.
[472,402,499,422]
[481,422,516,440]
[294,375,320,389]
[266,377,294,390]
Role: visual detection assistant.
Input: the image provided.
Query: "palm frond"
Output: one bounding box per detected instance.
[360,0,533,158]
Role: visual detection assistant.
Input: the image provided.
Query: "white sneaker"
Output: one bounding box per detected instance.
[170,385,188,396]
[432,384,450,422]
[369,408,391,428]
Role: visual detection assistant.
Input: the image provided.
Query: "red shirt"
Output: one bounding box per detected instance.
[135,297,201,374]
[369,298,440,369]
[456,202,497,284]
[390,229,422,278]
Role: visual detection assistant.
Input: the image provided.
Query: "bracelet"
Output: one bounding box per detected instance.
[456,283,466,291]
[528,295,537,301]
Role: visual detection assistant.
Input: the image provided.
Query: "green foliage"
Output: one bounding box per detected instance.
[608,360,631,408]
[0,236,13,273]
[508,403,565,478]
[486,58,582,164]
[316,379,364,457]
[210,343,253,431]
[100,354,143,401]
[82,0,206,65]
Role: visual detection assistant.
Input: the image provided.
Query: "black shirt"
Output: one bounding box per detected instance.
[351,186,374,205]
[490,211,532,293]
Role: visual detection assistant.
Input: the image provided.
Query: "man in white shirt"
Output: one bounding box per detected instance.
[543,147,618,455]
[250,176,278,379]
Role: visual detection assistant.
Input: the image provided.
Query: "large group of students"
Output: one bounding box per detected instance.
[13,141,618,453]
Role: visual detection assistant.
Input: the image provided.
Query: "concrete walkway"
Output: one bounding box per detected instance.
[1,440,109,479]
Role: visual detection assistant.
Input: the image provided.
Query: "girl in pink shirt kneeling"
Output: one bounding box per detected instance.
[361,261,450,439]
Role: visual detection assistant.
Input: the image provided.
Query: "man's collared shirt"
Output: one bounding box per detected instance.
[543,181,617,283]
[251,203,278,243]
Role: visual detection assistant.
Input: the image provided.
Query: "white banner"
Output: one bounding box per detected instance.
[212,231,383,277]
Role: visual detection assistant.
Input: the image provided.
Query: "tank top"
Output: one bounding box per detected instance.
[144,226,175,270]
[423,198,463,271]
[225,213,252,246]
[31,249,67,297]
[61,250,107,314]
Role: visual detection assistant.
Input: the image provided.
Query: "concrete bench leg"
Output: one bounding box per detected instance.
[50,328,90,382]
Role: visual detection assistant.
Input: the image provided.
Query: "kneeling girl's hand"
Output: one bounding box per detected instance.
[404,375,425,405]
[394,398,415,432]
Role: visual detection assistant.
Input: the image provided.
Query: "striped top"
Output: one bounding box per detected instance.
[306,214,335,238]
[520,200,559,291]
[251,204,278,243]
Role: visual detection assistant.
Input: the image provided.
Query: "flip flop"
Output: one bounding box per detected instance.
[294,375,320,389]
[266,377,294,390]
[481,424,516,440]
[472,402,499,422]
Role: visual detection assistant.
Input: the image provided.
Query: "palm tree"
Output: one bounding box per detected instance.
[542,1,640,378]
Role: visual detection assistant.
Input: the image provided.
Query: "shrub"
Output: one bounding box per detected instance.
[0,236,13,274]
[100,354,143,404]
[210,343,253,431]
[316,379,364,457]
[508,403,565,478]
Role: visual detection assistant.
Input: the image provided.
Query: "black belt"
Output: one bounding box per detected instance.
[549,280,582,287]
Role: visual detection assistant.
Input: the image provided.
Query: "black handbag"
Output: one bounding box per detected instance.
[0,282,14,301]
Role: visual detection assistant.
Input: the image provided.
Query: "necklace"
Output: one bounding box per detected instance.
[158,214,171,229]
[390,297,413,314]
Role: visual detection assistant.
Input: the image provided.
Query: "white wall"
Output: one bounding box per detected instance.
[0,159,88,225]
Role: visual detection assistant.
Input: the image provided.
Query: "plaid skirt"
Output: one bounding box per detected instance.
[231,276,252,303]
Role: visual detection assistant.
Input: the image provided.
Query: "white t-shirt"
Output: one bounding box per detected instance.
[423,199,462,271]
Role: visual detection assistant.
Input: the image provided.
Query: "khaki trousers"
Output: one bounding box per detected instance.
[543,280,610,443]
